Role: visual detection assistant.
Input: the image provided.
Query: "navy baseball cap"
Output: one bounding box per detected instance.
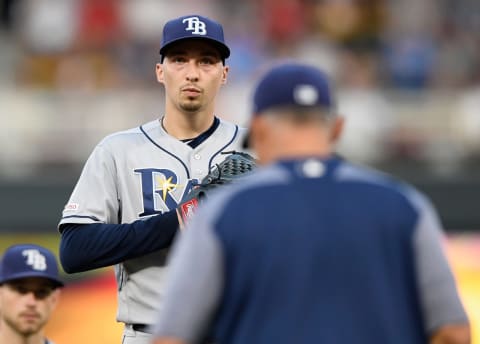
[159,15,230,60]
[253,63,336,115]
[0,244,63,287]
[243,63,336,148]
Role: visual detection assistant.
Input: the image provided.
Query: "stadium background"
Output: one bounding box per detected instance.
[0,0,479,343]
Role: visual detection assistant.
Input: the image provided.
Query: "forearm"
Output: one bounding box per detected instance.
[60,210,179,273]
[430,324,471,344]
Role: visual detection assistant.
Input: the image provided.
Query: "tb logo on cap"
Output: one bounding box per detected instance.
[22,249,47,271]
[182,16,207,35]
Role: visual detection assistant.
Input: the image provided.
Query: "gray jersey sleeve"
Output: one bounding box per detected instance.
[152,209,224,342]
[412,193,469,333]
[59,142,119,226]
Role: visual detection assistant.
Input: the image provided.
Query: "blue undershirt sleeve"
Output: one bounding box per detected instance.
[59,210,179,273]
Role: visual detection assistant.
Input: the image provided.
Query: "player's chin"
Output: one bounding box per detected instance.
[17,322,44,336]
[180,101,203,113]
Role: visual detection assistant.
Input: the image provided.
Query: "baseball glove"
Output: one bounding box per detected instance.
[177,151,257,225]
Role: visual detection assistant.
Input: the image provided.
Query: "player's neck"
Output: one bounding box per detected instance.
[259,133,333,165]
[0,324,47,344]
[161,110,215,140]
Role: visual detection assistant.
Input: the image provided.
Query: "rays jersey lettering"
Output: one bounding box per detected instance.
[182,16,207,35]
[135,168,198,217]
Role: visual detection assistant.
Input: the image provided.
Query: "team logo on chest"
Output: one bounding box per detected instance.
[135,168,197,217]
[182,16,207,35]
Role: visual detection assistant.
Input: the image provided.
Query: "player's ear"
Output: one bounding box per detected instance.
[156,63,165,84]
[50,289,61,308]
[221,65,229,84]
[330,116,345,143]
[250,116,271,164]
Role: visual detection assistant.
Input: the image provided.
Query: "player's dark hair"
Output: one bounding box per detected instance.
[263,106,336,124]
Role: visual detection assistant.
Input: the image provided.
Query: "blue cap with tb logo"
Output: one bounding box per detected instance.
[0,244,63,287]
[159,15,231,60]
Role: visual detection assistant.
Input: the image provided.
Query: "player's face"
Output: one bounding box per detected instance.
[156,40,228,114]
[0,277,59,337]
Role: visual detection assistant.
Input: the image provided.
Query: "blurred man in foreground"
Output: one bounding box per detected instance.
[151,62,470,344]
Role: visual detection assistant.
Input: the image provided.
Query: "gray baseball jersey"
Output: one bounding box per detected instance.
[59,117,247,325]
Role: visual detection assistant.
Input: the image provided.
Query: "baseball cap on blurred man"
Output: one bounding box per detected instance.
[243,62,337,149]
[0,244,63,287]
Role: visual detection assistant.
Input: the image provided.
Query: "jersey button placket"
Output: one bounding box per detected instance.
[191,153,204,177]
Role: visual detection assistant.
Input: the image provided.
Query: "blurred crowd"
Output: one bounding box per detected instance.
[0,0,479,179]
[1,0,480,90]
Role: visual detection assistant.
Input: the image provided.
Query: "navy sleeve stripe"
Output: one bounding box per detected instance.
[61,215,102,222]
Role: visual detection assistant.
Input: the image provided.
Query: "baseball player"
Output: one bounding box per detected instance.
[57,15,247,344]
[0,244,63,344]
[151,63,471,344]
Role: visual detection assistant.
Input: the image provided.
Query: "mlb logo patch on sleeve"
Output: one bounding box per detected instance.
[64,202,79,211]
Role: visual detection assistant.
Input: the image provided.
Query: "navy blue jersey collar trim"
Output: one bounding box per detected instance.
[207,124,239,169]
[188,117,220,148]
[277,155,343,177]
[139,124,191,178]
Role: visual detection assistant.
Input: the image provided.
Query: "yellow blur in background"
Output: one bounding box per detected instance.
[44,272,123,343]
[446,234,480,344]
